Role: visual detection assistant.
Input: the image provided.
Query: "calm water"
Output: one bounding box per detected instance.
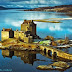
[0,9,72,72]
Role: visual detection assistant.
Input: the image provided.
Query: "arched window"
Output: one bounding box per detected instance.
[27,27,29,31]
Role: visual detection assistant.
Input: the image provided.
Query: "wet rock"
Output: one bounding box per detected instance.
[37,61,70,70]
[51,41,57,46]
[51,61,70,68]
[37,65,53,70]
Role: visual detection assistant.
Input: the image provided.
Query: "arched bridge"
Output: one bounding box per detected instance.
[22,43,72,61]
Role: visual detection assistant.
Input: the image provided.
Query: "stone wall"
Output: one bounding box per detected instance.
[1,31,9,41]
[14,31,25,40]
[14,31,33,43]
[21,22,36,36]
[24,36,33,43]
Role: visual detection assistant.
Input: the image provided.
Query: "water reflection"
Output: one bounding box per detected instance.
[2,49,71,65]
[2,50,36,65]
[40,51,71,62]
[2,50,14,58]
[14,51,36,65]
[1,49,72,72]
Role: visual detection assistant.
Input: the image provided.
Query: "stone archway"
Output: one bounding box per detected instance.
[48,50,52,57]
[53,52,57,58]
[44,48,46,54]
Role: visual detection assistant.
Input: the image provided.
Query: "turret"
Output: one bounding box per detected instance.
[3,28,5,31]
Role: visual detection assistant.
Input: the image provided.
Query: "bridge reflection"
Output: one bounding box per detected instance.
[40,51,71,62]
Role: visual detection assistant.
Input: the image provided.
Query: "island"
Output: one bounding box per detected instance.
[0,19,72,62]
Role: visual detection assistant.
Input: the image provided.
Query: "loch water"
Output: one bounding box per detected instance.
[0,9,72,72]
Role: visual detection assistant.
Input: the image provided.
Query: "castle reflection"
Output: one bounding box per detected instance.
[2,50,36,65]
[2,50,14,58]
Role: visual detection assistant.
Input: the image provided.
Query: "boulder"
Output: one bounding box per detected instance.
[51,41,57,46]
[37,65,53,70]
[37,61,70,70]
[45,36,54,41]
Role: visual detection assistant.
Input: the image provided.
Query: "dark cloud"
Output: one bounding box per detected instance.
[0,0,30,2]
[9,0,30,2]
[0,0,72,8]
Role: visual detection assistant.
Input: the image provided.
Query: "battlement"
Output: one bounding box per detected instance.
[2,28,12,31]
[22,20,33,24]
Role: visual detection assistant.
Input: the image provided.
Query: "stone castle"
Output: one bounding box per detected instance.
[1,20,38,43]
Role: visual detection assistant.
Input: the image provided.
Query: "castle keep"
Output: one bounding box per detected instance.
[1,20,37,43]
[21,20,36,36]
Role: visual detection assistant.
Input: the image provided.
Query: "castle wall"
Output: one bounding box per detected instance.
[1,31,9,41]
[24,36,33,43]
[21,22,36,36]
[14,31,25,41]
[14,31,19,39]
[21,24,29,32]
[32,24,36,35]
[19,32,25,40]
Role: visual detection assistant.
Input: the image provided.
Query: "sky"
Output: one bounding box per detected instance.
[0,0,72,8]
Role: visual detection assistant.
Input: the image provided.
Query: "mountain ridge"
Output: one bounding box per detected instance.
[24,5,72,13]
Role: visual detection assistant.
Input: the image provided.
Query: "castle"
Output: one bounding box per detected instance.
[1,20,37,43]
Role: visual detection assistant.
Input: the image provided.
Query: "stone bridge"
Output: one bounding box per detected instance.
[22,43,72,61]
[39,45,72,61]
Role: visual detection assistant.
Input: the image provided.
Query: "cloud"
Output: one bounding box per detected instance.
[49,25,62,31]
[10,0,62,5]
[5,18,22,27]
[0,0,72,8]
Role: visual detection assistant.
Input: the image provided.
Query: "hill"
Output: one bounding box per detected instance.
[24,5,72,13]
[0,6,7,10]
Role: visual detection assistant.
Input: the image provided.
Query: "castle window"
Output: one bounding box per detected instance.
[27,27,29,30]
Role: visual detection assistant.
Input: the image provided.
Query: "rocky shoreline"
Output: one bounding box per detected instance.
[37,61,70,71]
[24,5,72,13]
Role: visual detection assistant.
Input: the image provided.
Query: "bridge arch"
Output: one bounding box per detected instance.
[48,50,52,57]
[53,52,57,58]
[44,48,46,54]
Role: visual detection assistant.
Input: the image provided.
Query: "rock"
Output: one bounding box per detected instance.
[37,65,53,70]
[45,36,54,41]
[51,41,57,46]
[37,65,64,70]
[37,61,70,70]
[51,61,70,68]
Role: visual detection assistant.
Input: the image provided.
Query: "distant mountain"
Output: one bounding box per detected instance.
[24,5,72,13]
[0,6,7,10]
[0,6,32,10]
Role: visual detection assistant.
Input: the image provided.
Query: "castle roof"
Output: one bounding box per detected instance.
[23,20,33,24]
[2,28,12,31]
[5,29,11,31]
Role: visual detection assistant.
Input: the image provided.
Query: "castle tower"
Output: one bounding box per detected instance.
[21,20,36,36]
